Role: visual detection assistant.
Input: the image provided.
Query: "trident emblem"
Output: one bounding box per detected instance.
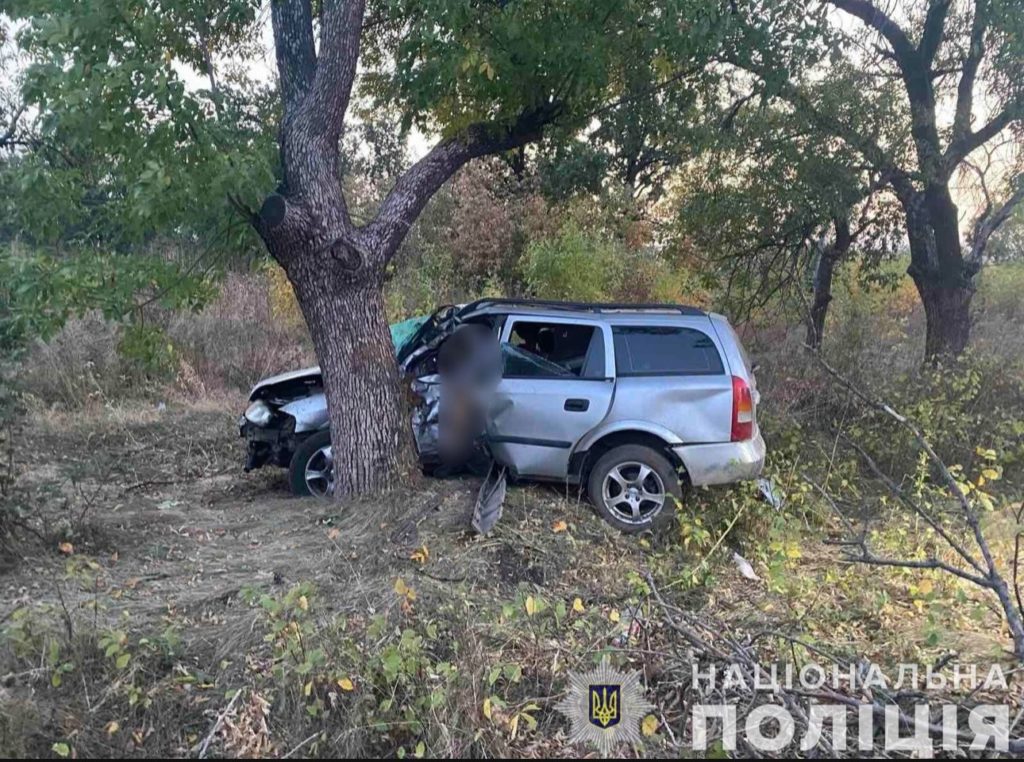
[588,684,621,728]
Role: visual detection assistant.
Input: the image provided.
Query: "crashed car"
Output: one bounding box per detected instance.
[240,298,765,533]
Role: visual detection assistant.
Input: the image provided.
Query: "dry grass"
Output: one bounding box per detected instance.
[1,388,1021,757]
[17,311,128,409]
[164,270,315,395]
[16,270,315,411]
[3,265,1024,757]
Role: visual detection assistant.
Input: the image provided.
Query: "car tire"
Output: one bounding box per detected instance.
[288,430,333,498]
[586,444,681,533]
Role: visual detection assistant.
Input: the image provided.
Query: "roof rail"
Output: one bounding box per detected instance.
[459,298,706,317]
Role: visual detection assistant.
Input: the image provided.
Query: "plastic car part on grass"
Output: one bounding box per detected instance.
[472,464,507,535]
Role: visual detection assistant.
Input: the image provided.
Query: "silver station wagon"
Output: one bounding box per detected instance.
[240,299,765,532]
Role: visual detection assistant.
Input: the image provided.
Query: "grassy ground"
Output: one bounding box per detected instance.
[3,265,1024,757]
[1,384,1021,757]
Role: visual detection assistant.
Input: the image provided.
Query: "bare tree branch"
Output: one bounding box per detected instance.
[0,102,26,148]
[362,104,562,259]
[837,433,987,575]
[827,0,917,72]
[947,100,1024,168]
[806,349,1024,660]
[308,0,366,143]
[969,174,1024,262]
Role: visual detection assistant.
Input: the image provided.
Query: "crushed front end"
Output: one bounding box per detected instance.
[239,367,327,472]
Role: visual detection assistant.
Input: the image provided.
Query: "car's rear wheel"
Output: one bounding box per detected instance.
[586,444,681,533]
[288,430,333,498]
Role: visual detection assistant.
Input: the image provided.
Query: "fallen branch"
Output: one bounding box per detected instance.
[195,687,242,759]
[644,571,1024,755]
[806,350,1024,661]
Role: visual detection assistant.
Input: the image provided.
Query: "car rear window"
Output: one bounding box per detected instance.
[612,326,724,376]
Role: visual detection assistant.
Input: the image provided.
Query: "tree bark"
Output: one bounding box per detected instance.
[804,216,851,350]
[258,204,415,495]
[805,253,836,351]
[894,181,976,359]
[913,277,973,359]
[294,260,414,494]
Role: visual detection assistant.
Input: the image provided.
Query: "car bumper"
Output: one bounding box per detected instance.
[672,430,766,487]
[239,417,300,471]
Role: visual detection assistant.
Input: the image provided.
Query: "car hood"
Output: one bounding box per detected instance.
[248,366,322,400]
[246,313,441,402]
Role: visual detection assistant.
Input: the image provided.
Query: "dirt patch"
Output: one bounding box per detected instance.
[1,400,637,642]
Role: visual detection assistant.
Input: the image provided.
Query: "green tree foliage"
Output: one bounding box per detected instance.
[2,0,276,251]
[523,221,699,304]
[0,247,214,351]
[674,84,901,324]
[715,0,1024,356]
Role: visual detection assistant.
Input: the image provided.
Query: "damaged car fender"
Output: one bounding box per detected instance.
[279,393,328,433]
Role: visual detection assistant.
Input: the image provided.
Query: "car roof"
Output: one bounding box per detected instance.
[460,298,707,321]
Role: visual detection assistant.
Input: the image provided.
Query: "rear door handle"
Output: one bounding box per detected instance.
[564,398,590,412]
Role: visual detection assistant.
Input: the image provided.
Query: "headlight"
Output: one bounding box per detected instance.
[244,400,274,427]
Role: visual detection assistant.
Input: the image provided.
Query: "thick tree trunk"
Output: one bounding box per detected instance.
[898,184,975,360]
[805,252,836,350]
[283,247,415,496]
[913,277,973,359]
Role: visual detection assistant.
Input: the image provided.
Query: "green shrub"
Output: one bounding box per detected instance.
[523,222,701,305]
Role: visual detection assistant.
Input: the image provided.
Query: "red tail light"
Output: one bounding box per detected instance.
[731,375,753,441]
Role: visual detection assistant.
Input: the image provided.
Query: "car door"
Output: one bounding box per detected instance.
[486,315,614,479]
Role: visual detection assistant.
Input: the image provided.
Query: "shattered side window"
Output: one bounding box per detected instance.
[501,344,575,378]
[503,321,599,378]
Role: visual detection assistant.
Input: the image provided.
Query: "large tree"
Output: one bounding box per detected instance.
[7,0,758,495]
[675,88,884,342]
[832,0,1024,356]
[243,0,794,495]
[726,0,1024,357]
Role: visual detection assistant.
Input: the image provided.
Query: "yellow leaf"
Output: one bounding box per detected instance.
[338,677,354,692]
[483,697,492,720]
[525,596,537,616]
[642,714,659,736]
[572,597,585,613]
[394,578,408,597]
[297,595,309,611]
[918,579,934,596]
[982,468,1000,481]
[303,681,312,697]
[105,720,120,736]
[609,609,620,623]
[552,520,568,533]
